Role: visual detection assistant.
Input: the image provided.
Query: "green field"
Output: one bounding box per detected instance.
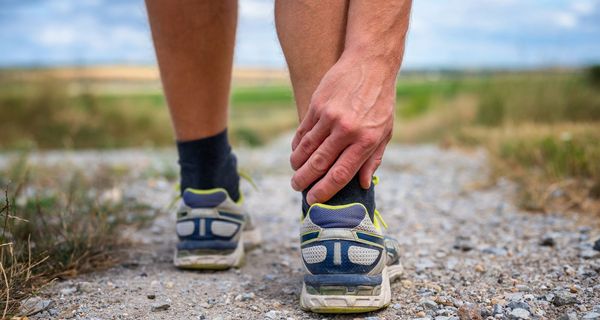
[1,67,600,214]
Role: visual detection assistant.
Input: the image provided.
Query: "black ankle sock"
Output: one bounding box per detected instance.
[177,129,240,201]
[302,175,375,220]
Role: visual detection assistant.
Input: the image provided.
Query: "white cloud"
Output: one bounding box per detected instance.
[239,0,273,21]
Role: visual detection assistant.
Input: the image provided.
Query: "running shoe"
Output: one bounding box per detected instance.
[299,202,402,313]
[174,188,261,269]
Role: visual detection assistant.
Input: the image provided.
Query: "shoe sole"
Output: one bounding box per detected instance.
[300,264,403,313]
[174,229,261,270]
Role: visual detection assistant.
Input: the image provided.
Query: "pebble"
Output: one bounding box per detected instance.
[421,299,438,310]
[539,234,556,247]
[583,312,600,320]
[392,303,402,309]
[265,310,281,319]
[580,249,600,259]
[147,294,156,300]
[552,291,578,306]
[59,287,77,295]
[509,308,530,320]
[492,304,503,315]
[507,301,530,312]
[20,297,53,315]
[453,236,474,251]
[235,292,255,301]
[558,312,578,320]
[594,238,600,251]
[77,282,95,293]
[457,304,482,320]
[151,303,170,312]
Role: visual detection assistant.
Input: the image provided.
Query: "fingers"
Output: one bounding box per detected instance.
[290,120,330,171]
[306,143,373,204]
[291,134,347,191]
[291,107,318,151]
[358,137,388,189]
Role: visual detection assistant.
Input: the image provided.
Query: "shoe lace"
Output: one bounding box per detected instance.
[372,176,388,229]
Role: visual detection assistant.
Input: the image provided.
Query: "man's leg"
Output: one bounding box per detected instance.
[146,1,260,270]
[276,1,405,313]
[275,0,375,217]
[146,0,240,200]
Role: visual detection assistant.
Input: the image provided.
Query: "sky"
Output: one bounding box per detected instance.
[0,0,599,69]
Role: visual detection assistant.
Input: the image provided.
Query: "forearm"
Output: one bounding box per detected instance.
[344,0,412,80]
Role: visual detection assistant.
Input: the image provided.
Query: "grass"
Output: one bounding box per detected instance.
[1,66,599,209]
[0,155,159,317]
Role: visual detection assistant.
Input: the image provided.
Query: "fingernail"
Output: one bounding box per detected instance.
[291,179,299,191]
[307,194,316,204]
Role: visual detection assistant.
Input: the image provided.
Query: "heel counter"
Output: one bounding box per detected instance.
[301,203,384,275]
[301,239,383,274]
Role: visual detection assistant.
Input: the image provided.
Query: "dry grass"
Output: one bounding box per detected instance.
[0,157,158,318]
[455,123,600,214]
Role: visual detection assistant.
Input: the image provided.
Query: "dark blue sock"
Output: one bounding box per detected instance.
[302,175,375,220]
[177,129,240,201]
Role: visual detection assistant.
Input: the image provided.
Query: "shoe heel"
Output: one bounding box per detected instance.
[300,266,392,313]
[174,234,245,270]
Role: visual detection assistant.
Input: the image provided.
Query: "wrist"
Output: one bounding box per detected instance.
[339,47,400,83]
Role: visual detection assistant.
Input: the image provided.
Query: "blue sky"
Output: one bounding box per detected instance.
[1,0,599,69]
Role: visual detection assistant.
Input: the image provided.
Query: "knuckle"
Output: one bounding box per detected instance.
[360,132,379,146]
[310,97,326,112]
[321,108,338,122]
[299,136,314,155]
[337,119,357,136]
[331,164,351,186]
[309,152,329,174]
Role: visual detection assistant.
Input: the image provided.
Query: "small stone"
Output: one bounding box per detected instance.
[401,280,413,289]
[593,238,600,251]
[482,247,507,256]
[515,285,530,292]
[492,304,503,315]
[435,296,454,307]
[165,281,174,288]
[507,301,530,312]
[60,287,77,295]
[457,304,482,320]
[539,235,555,247]
[416,311,426,317]
[392,303,402,309]
[77,282,94,293]
[558,312,578,320]
[509,308,530,320]
[421,299,438,310]
[20,297,53,315]
[265,310,281,319]
[474,264,485,273]
[453,236,474,251]
[583,312,600,320]
[552,291,578,306]
[151,303,170,312]
[365,317,380,320]
[235,292,255,301]
[147,294,156,300]
[580,249,600,259]
[570,285,578,293]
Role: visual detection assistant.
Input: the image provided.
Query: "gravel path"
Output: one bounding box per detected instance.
[14,135,600,320]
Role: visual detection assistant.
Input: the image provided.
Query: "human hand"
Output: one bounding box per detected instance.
[290,52,396,204]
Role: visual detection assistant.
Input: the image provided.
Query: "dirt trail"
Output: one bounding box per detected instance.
[18,136,600,319]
